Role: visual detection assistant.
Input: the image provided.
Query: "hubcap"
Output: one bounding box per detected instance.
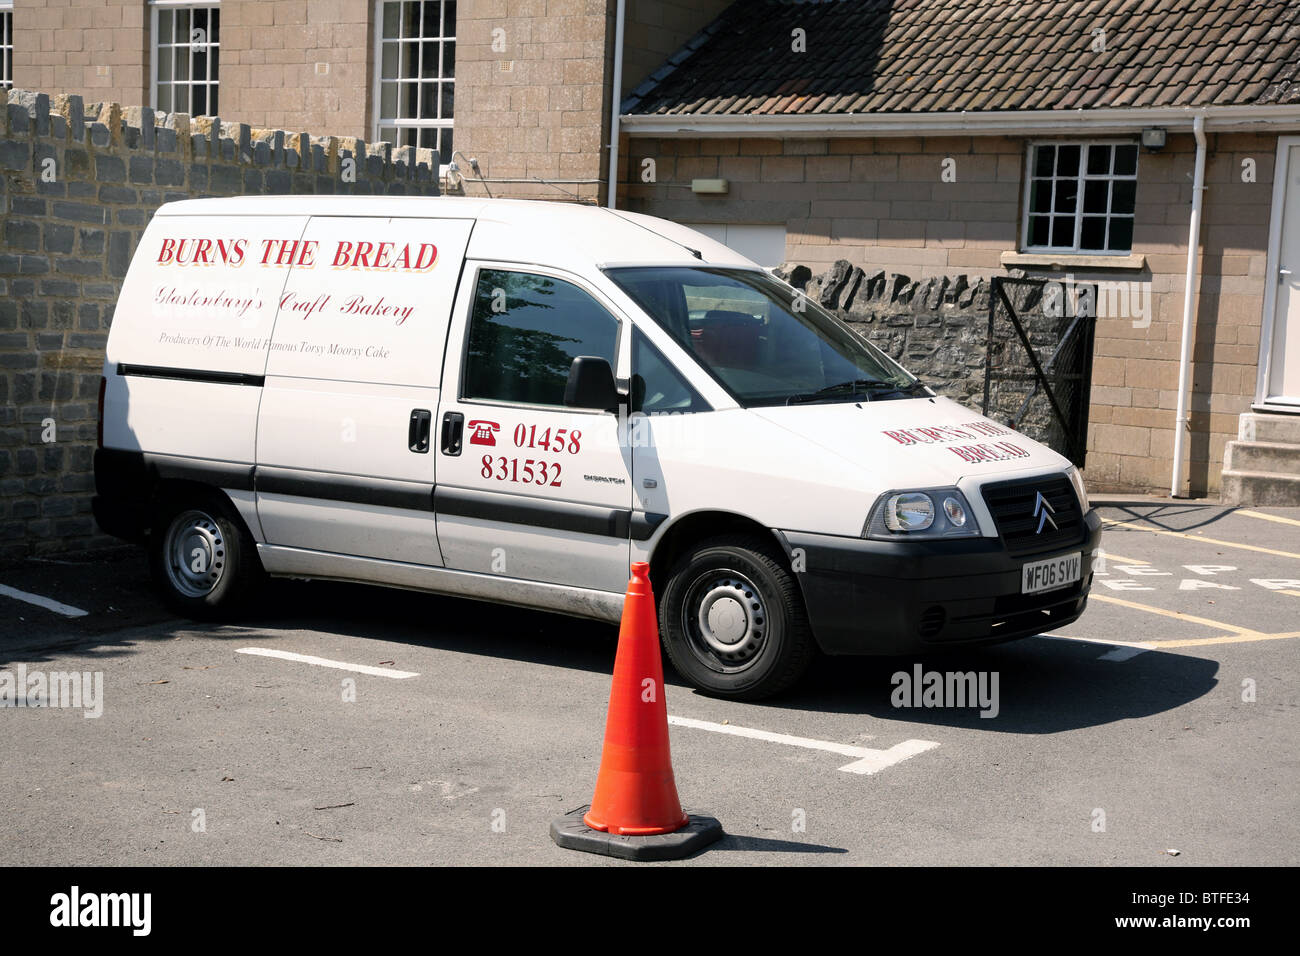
[684,570,768,673]
[163,509,226,598]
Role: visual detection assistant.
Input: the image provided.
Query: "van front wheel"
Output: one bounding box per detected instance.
[149,493,262,618]
[659,536,813,701]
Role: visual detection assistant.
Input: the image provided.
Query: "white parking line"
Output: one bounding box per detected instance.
[235,647,420,679]
[1037,634,1155,661]
[667,715,940,775]
[0,583,88,618]
[1096,645,1152,662]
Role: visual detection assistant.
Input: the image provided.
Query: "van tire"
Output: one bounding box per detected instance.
[658,535,813,701]
[149,491,263,619]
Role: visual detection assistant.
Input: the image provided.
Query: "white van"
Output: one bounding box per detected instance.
[93,196,1101,699]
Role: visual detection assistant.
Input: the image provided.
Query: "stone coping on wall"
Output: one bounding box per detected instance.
[775,259,1014,316]
[1,88,441,184]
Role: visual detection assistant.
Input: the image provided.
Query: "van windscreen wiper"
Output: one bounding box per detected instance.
[785,378,923,405]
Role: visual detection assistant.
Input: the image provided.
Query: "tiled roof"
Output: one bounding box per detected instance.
[623,0,1300,116]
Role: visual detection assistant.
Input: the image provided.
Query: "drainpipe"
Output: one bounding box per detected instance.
[1171,114,1208,497]
[606,0,626,209]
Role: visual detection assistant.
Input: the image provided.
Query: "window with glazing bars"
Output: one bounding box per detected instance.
[153,3,220,116]
[1022,143,1139,254]
[374,0,455,166]
[0,4,13,91]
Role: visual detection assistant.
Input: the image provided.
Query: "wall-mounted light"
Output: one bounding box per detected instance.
[1141,127,1167,152]
[691,178,729,195]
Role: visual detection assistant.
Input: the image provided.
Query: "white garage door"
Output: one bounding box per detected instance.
[686,223,788,269]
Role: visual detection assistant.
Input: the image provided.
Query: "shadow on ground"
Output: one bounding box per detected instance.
[2,553,1219,737]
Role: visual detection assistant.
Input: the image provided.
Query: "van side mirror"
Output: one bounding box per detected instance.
[563,356,619,411]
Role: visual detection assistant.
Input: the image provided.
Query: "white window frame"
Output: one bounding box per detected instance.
[0,1,14,91]
[149,0,220,117]
[1020,140,1140,256]
[370,0,455,167]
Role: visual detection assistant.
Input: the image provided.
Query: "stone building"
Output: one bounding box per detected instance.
[5,0,1300,501]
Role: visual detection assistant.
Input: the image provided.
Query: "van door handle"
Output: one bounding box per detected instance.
[440,411,464,456]
[409,408,432,453]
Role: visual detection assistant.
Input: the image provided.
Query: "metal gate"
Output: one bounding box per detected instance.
[981,276,1097,467]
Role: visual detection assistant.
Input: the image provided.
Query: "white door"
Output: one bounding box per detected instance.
[1262,138,1300,408]
[685,223,788,269]
[434,263,634,594]
[255,215,473,565]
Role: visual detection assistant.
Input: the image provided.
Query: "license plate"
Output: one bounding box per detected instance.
[1022,552,1082,595]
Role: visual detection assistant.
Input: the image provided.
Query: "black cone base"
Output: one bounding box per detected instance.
[550,805,724,861]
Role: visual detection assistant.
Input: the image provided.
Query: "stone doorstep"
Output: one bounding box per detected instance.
[1220,469,1300,507]
[1222,411,1300,505]
[1223,440,1300,474]
[1240,411,1300,444]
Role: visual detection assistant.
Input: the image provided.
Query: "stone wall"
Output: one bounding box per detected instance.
[777,259,994,409]
[777,259,1081,464]
[10,1,374,141]
[11,0,151,107]
[217,0,373,137]
[0,87,442,563]
[450,0,615,204]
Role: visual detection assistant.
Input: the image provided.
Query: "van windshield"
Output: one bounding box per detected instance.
[605,267,927,407]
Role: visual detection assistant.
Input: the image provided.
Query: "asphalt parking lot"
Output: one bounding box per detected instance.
[1,504,1297,867]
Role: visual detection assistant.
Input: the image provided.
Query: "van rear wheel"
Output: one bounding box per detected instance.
[659,535,813,701]
[149,492,262,618]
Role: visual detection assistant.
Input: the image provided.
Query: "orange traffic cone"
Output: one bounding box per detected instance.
[584,561,688,835]
[551,562,723,860]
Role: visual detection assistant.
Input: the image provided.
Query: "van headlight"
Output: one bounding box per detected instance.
[1067,466,1089,510]
[864,488,981,540]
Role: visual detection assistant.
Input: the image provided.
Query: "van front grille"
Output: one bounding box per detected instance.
[980,474,1083,556]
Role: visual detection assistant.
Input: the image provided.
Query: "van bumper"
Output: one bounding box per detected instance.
[779,509,1102,655]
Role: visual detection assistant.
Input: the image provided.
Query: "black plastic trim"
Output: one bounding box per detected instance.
[256,466,435,512]
[435,486,660,540]
[147,453,255,491]
[630,510,669,540]
[95,447,656,541]
[435,485,627,538]
[118,364,266,387]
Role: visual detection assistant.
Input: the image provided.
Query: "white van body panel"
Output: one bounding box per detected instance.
[251,214,473,565]
[104,213,309,472]
[256,497,443,567]
[257,544,625,622]
[108,214,308,376]
[465,204,754,275]
[254,378,443,565]
[629,408,867,537]
[432,259,636,594]
[627,397,1071,546]
[749,396,1072,535]
[261,215,472,386]
[102,375,260,464]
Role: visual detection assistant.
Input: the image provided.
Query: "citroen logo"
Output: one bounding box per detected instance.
[1033,491,1057,533]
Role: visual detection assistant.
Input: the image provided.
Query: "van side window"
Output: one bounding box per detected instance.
[463,269,619,407]
[632,329,709,414]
